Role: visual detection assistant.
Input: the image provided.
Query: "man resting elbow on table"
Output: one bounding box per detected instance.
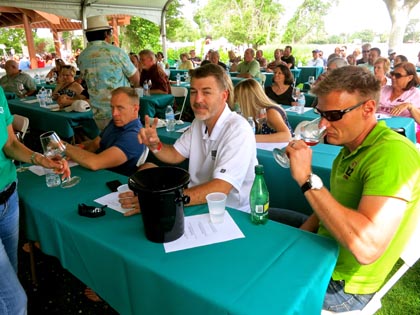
[65,87,151,214]
[270,66,420,312]
[119,64,258,215]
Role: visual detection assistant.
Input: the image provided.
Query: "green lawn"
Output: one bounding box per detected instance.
[376,260,420,315]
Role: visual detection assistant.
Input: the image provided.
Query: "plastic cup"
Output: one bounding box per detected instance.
[206,192,227,224]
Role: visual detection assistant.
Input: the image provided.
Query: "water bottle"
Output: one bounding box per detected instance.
[176,73,181,85]
[143,81,149,96]
[34,74,41,84]
[165,105,176,132]
[250,165,269,224]
[247,117,256,134]
[38,87,47,107]
[297,94,306,114]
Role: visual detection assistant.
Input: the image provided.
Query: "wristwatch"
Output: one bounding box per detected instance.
[301,173,323,193]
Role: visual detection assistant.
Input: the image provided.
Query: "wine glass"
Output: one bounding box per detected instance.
[255,108,267,133]
[17,83,25,98]
[273,117,327,168]
[308,76,315,87]
[15,132,29,172]
[40,131,81,188]
[292,87,300,106]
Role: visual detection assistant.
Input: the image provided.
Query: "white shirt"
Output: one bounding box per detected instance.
[307,58,324,67]
[174,105,258,212]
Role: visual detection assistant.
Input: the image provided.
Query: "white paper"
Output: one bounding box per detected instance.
[22,99,39,104]
[94,192,132,214]
[285,106,313,113]
[256,142,288,152]
[175,125,190,133]
[46,103,60,110]
[163,212,245,253]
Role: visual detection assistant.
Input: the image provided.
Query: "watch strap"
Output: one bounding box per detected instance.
[301,182,312,194]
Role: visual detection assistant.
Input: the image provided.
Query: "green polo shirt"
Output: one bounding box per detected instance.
[318,121,420,294]
[236,59,261,78]
[0,87,17,190]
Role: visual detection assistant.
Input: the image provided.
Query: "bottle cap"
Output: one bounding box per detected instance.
[254,164,264,174]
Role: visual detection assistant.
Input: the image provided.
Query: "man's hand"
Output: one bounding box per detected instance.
[119,190,141,217]
[287,140,313,186]
[138,115,161,151]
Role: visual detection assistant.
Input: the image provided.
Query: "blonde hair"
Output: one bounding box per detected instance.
[234,79,286,118]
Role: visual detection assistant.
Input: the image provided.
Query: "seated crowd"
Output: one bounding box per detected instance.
[1,38,420,314]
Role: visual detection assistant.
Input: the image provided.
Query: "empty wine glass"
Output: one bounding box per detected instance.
[292,87,300,103]
[255,108,267,133]
[15,132,29,172]
[40,131,80,188]
[17,83,25,98]
[273,117,327,168]
[308,76,315,87]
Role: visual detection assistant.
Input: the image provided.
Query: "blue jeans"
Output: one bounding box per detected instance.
[323,280,374,312]
[0,185,27,315]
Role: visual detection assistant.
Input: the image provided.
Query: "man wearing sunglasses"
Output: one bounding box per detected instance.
[279,66,420,312]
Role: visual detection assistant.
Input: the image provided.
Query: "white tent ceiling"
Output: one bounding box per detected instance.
[1,0,171,26]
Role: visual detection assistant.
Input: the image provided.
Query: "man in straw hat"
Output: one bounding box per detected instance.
[77,15,140,130]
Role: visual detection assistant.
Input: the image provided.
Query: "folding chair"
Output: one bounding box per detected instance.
[171,86,188,121]
[321,218,420,315]
[12,114,30,140]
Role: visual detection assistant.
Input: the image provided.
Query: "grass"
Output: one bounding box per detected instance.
[376,260,420,315]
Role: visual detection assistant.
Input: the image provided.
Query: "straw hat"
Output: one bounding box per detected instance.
[85,15,111,32]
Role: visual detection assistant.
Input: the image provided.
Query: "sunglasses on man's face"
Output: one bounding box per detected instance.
[313,100,368,122]
[390,71,409,79]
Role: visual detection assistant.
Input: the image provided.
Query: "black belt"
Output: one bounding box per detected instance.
[0,182,16,205]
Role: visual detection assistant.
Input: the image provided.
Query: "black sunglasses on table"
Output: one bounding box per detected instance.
[313,100,368,122]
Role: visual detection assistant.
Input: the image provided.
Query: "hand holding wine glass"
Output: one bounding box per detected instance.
[40,131,80,188]
[273,117,326,168]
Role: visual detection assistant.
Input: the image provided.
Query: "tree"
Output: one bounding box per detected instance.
[194,0,284,48]
[0,28,26,55]
[404,18,420,42]
[383,0,420,48]
[282,0,336,44]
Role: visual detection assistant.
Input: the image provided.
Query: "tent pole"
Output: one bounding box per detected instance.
[22,13,37,69]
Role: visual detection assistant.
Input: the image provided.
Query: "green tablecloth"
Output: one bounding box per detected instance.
[282,105,417,143]
[5,91,16,99]
[296,67,324,85]
[290,68,301,82]
[7,97,100,140]
[169,69,189,81]
[139,94,175,121]
[18,166,338,315]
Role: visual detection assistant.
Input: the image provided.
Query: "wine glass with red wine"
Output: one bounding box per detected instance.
[273,117,326,168]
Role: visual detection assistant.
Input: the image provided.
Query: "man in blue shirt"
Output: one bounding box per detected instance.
[65,87,145,177]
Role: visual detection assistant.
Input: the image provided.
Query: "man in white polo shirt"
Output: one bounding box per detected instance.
[122,63,258,214]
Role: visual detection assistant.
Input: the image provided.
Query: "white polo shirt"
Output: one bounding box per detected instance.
[174,104,258,212]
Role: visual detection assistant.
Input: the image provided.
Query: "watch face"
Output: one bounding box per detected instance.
[310,174,323,189]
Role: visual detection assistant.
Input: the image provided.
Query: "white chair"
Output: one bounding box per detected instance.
[321,219,420,315]
[12,114,30,140]
[171,86,188,122]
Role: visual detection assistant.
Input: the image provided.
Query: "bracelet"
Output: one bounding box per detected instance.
[152,142,162,153]
[30,152,39,165]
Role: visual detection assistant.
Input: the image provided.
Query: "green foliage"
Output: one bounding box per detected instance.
[348,29,376,43]
[404,19,420,42]
[121,18,161,53]
[0,28,26,55]
[194,0,284,48]
[282,0,335,44]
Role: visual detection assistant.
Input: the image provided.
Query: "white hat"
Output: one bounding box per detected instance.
[85,15,111,32]
[64,100,91,112]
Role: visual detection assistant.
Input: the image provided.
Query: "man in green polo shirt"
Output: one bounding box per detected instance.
[282,66,420,312]
[236,48,261,79]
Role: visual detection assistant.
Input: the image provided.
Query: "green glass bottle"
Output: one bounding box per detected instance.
[250,165,269,224]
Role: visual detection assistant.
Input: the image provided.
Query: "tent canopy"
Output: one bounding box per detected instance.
[1,0,172,68]
[1,0,171,26]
